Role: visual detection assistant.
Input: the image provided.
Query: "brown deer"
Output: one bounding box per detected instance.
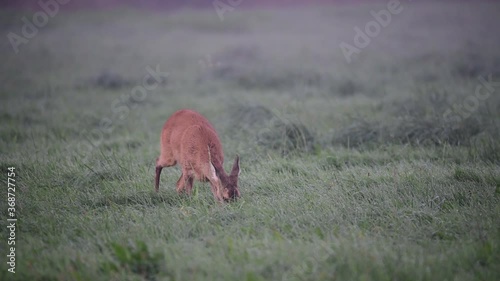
[155,109,241,202]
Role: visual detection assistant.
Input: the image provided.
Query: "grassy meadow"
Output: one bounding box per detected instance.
[1,1,500,280]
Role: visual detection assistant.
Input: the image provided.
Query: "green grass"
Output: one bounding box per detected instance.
[1,1,500,280]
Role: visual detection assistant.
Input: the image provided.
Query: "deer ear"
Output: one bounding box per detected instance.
[230,155,240,177]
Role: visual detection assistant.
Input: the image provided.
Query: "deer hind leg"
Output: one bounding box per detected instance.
[155,166,163,192]
[155,156,177,192]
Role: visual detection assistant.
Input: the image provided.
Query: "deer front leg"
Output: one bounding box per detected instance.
[208,179,224,202]
[185,176,195,195]
[176,173,187,194]
[206,162,224,202]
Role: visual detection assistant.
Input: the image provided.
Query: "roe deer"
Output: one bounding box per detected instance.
[155,109,241,202]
